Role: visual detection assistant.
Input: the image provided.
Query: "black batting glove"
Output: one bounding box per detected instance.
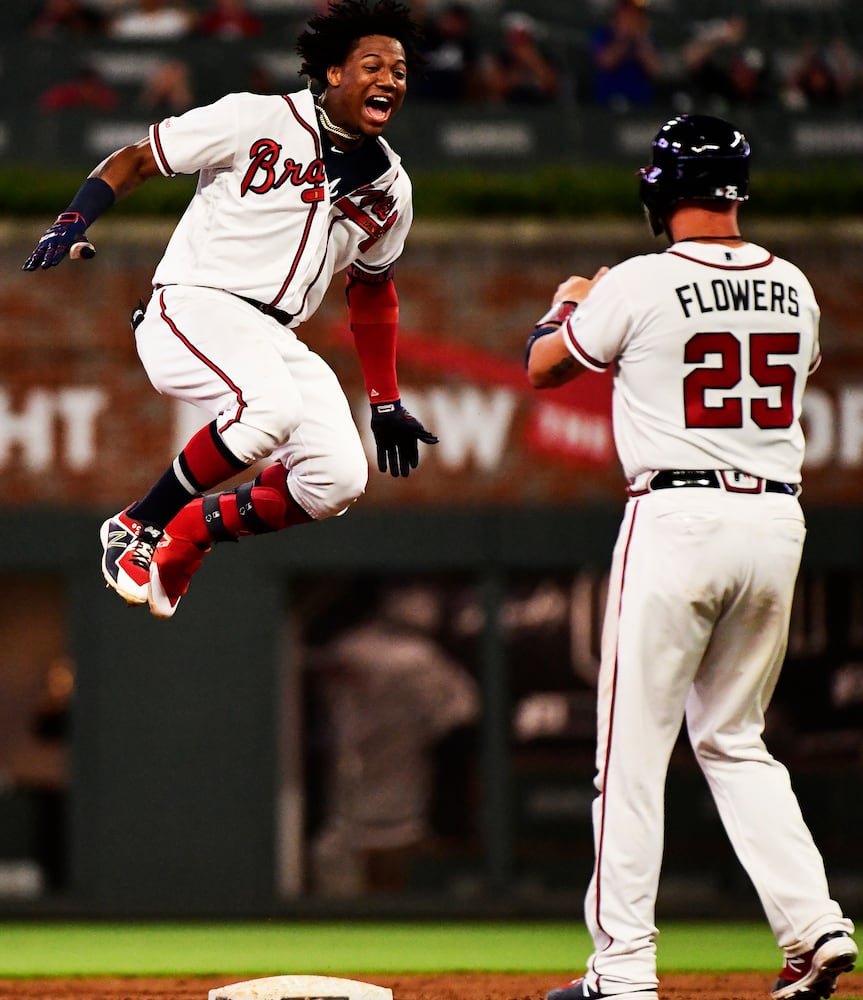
[370,400,439,478]
[22,212,89,270]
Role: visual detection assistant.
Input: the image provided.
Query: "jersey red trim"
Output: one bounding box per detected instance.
[151,122,174,176]
[562,319,610,372]
[157,288,248,432]
[591,499,640,985]
[667,249,775,270]
[290,216,338,320]
[269,95,323,309]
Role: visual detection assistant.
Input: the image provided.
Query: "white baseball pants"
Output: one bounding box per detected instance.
[584,487,854,995]
[134,284,368,520]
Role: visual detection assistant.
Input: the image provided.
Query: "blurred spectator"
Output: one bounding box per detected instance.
[107,0,196,40]
[484,11,559,106]
[30,0,107,37]
[308,579,479,896]
[196,0,263,40]
[138,58,195,114]
[414,2,484,103]
[38,65,119,112]
[783,38,859,111]
[589,0,662,110]
[682,16,772,110]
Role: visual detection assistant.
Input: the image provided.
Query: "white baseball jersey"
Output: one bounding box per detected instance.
[148,88,412,324]
[560,240,821,484]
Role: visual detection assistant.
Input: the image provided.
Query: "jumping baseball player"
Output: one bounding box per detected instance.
[526,115,857,1000]
[23,0,437,618]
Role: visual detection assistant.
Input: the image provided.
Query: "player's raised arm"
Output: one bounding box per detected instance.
[22,138,160,271]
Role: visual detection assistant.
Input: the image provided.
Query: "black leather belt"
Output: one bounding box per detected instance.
[153,285,294,327]
[648,470,800,496]
[235,294,293,326]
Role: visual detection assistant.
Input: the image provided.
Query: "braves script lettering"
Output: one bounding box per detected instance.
[241,138,326,202]
[336,183,399,251]
[356,184,396,222]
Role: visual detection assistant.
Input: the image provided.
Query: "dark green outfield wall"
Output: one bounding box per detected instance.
[1,506,861,916]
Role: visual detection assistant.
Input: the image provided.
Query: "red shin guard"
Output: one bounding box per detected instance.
[164,465,312,547]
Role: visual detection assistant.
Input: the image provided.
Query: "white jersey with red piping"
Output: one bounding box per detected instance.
[560,240,821,484]
[148,88,411,324]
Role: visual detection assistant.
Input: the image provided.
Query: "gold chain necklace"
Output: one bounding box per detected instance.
[316,101,361,143]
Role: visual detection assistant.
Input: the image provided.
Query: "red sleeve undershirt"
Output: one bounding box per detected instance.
[346,269,400,404]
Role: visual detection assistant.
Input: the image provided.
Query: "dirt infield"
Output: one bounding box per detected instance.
[0,973,861,1000]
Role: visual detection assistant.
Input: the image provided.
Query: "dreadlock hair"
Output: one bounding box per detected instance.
[296,0,424,90]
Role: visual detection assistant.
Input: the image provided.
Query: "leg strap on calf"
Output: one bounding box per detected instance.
[201,493,236,543]
[172,466,310,547]
[234,482,277,535]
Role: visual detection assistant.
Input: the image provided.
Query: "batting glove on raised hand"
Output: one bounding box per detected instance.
[370,400,439,478]
[22,212,91,270]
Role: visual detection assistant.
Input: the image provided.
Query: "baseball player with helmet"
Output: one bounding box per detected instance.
[23,0,437,618]
[526,114,857,1000]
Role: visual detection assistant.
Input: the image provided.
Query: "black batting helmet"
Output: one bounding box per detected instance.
[638,114,750,237]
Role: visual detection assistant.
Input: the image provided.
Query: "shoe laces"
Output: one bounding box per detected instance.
[128,527,162,570]
[129,541,156,570]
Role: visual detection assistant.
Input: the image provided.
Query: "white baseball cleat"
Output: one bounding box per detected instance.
[771,931,857,999]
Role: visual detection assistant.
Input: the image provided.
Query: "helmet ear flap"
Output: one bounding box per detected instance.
[644,204,665,237]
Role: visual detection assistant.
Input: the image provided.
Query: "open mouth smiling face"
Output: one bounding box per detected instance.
[324,34,407,142]
[365,93,394,126]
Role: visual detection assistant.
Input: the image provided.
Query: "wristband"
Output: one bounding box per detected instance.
[535,300,577,327]
[525,325,558,369]
[66,177,116,226]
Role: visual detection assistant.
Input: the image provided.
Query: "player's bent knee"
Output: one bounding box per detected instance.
[292,453,368,521]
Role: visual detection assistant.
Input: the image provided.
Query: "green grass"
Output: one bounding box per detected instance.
[0,920,784,977]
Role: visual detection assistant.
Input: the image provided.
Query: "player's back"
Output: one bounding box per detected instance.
[594,240,820,484]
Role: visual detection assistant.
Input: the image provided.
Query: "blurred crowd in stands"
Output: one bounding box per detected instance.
[25,0,863,118]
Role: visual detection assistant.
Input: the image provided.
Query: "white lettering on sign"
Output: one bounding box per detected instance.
[0,387,107,471]
[56,389,107,470]
[375,384,859,475]
[838,386,863,466]
[358,386,517,472]
[423,386,517,471]
[533,400,612,462]
[802,385,863,469]
[801,388,833,467]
